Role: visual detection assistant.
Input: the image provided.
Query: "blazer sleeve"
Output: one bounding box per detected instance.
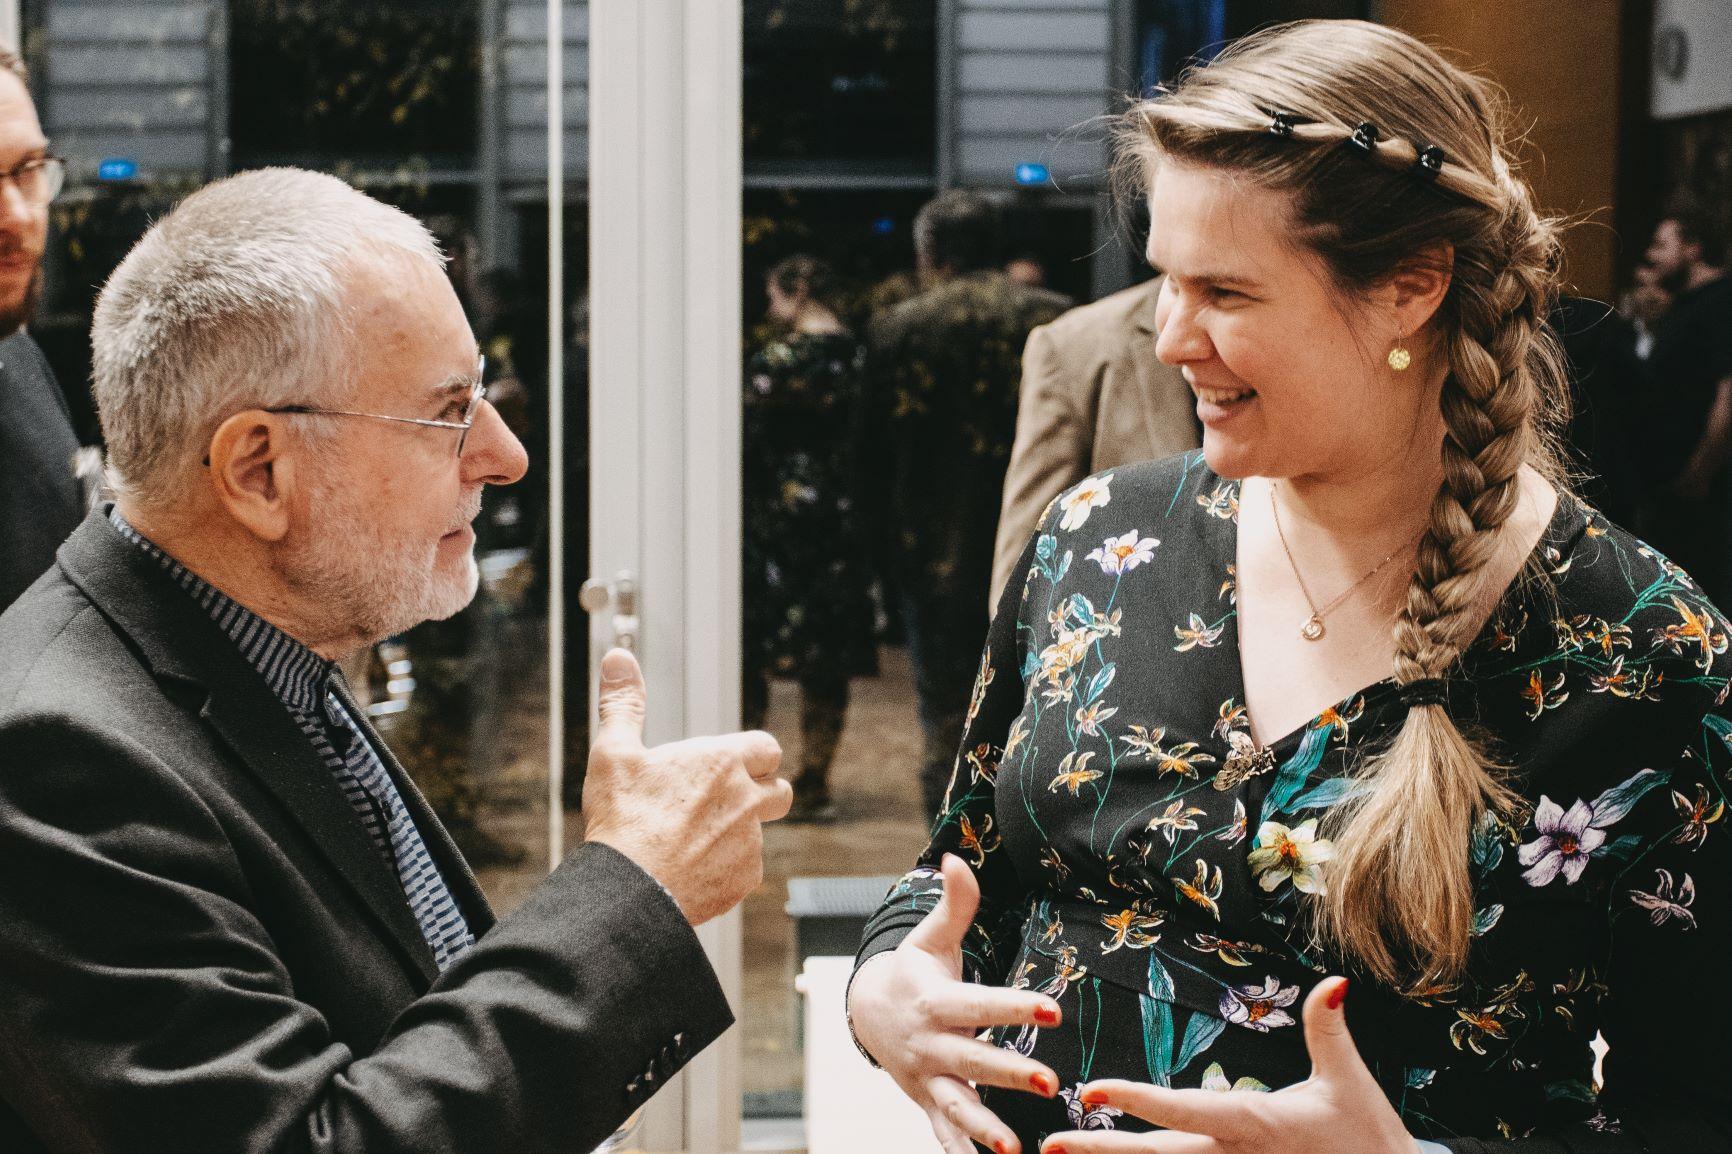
[1439,697,1732,1154]
[990,323,1093,614]
[0,718,734,1154]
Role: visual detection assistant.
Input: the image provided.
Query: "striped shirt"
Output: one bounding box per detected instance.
[110,508,476,970]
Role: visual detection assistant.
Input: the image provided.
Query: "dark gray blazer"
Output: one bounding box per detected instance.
[0,330,82,612]
[0,511,733,1152]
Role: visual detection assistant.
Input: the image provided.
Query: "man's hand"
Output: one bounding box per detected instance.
[581,648,791,925]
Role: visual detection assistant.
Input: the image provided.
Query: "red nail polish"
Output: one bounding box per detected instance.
[995,1142,1012,1154]
[1080,1087,1109,1105]
[1328,979,1349,1010]
[1034,1005,1060,1026]
[1046,1145,1069,1154]
[1030,1072,1054,1096]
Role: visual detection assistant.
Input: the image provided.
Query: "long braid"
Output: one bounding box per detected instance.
[1317,187,1566,990]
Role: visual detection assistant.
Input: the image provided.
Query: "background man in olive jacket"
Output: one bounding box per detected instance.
[867,190,1070,819]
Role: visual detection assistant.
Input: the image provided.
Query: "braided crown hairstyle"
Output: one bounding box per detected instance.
[1117,20,1573,992]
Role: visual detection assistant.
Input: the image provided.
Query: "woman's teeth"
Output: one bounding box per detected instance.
[1196,386,1256,405]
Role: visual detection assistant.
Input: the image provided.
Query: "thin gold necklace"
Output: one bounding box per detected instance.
[1269,482,1420,642]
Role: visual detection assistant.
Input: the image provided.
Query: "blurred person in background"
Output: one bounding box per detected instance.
[743,255,877,822]
[0,43,81,612]
[866,190,1071,819]
[1639,195,1732,600]
[990,274,1200,611]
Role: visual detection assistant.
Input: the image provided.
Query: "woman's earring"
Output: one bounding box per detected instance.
[1387,337,1412,372]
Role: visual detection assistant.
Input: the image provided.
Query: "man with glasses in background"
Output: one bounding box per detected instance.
[0,43,78,611]
[0,166,791,1151]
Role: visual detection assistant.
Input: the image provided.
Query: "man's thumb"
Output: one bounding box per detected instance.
[907,853,981,955]
[595,647,647,749]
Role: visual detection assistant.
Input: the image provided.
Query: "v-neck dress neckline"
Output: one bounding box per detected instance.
[1215,467,1590,758]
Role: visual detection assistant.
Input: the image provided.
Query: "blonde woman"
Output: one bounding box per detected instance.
[847,20,1731,1154]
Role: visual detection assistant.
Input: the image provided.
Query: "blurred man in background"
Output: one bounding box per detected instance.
[0,44,81,612]
[867,190,1069,819]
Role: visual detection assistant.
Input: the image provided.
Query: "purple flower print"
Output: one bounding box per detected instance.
[1517,797,1606,886]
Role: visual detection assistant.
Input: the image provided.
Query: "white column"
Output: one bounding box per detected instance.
[589,0,743,1149]
[0,1,20,55]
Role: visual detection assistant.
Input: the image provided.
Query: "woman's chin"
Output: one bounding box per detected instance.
[1200,435,1261,481]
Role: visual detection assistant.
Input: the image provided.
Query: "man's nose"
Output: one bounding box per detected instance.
[461,399,529,486]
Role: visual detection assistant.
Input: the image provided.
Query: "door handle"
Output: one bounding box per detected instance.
[579,570,640,651]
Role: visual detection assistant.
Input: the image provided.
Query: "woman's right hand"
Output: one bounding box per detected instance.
[847,853,1062,1154]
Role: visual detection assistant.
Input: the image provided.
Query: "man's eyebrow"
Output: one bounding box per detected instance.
[426,373,481,405]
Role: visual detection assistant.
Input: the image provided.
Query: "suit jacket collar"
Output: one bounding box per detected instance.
[55,510,491,985]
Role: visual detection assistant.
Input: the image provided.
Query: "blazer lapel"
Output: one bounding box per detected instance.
[1127,278,1170,457]
[57,512,441,986]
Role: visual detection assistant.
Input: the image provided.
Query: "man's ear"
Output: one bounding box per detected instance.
[206,412,296,543]
[1384,242,1455,338]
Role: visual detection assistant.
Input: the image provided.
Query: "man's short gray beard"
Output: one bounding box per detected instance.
[282,479,482,652]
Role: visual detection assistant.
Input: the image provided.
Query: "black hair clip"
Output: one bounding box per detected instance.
[1267,110,1298,137]
[1399,677,1450,709]
[1347,121,1381,155]
[1414,144,1446,181]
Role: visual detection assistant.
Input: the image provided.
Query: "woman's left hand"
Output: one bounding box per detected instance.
[1040,977,1419,1154]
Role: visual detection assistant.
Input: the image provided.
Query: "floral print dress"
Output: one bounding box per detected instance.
[855,452,1732,1151]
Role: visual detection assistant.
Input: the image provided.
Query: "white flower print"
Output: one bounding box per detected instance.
[1058,474,1114,531]
[1085,529,1159,576]
[1247,819,1336,895]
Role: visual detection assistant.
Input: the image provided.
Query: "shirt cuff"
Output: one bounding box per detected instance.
[1414,1141,1452,1154]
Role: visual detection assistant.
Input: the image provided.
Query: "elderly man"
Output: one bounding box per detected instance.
[0,44,83,611]
[0,168,788,1152]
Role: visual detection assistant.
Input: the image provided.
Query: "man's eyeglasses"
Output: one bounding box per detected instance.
[1,157,65,205]
[265,356,488,458]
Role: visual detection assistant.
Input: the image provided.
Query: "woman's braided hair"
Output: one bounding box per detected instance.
[1116,20,1573,991]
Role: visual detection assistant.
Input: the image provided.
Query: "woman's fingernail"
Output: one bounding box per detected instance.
[1034,1005,1060,1026]
[1030,1072,1055,1096]
[1080,1086,1110,1105]
[1328,979,1350,1010]
[1045,1146,1068,1154]
[995,1142,1012,1154]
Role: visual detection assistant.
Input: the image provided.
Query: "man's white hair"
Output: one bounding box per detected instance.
[91,167,446,507]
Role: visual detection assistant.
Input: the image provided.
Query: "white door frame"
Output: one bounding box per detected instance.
[585,1,745,1149]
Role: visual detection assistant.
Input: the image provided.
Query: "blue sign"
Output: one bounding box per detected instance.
[1015,162,1050,186]
[98,158,139,182]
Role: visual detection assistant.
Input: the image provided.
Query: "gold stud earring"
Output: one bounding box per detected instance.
[1387,337,1411,372]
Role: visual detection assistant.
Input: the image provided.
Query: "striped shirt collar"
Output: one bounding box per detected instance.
[107,507,333,715]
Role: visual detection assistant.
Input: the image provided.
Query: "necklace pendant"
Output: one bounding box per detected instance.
[1300,615,1325,642]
